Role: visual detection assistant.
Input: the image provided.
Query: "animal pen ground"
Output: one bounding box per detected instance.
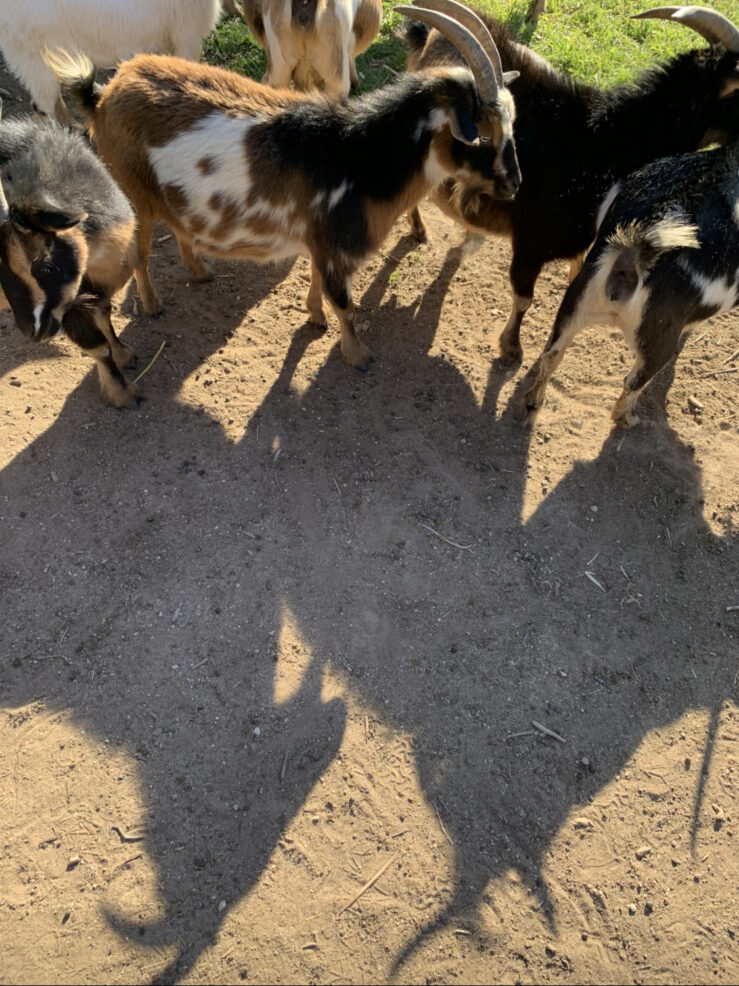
[0,47,738,986]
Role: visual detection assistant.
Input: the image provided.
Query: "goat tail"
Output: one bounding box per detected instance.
[404,19,431,62]
[43,48,101,131]
[600,214,700,303]
[608,214,700,256]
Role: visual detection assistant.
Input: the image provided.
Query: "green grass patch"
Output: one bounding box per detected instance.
[207,0,739,91]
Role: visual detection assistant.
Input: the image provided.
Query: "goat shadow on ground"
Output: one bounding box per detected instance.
[0,232,735,983]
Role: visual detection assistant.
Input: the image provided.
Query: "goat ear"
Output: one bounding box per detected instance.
[31,208,87,232]
[503,70,520,85]
[450,105,479,145]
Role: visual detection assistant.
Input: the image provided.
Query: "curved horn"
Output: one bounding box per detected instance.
[410,0,504,84]
[632,6,739,52]
[395,5,500,103]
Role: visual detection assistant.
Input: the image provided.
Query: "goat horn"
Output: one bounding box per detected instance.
[395,5,501,103]
[409,0,504,85]
[633,6,739,52]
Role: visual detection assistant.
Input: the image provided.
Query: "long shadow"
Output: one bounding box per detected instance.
[0,228,735,982]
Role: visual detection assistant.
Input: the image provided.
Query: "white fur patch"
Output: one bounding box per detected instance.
[149,112,309,258]
[424,146,449,187]
[570,246,650,352]
[413,107,449,142]
[688,268,739,313]
[596,183,621,232]
[328,180,352,210]
[33,302,44,337]
[148,113,257,234]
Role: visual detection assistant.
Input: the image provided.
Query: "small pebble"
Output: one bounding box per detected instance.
[635,845,651,860]
[218,900,226,912]
[629,904,637,915]
[252,726,260,737]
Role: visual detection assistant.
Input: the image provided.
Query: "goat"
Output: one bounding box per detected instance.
[0,113,139,406]
[48,2,521,371]
[524,138,739,427]
[406,2,739,364]
[0,0,224,119]
[242,0,383,96]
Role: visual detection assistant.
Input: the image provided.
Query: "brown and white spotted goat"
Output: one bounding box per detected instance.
[50,1,520,370]
[0,114,139,405]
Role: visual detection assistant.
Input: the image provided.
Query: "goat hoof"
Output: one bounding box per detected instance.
[499,347,523,367]
[613,411,640,429]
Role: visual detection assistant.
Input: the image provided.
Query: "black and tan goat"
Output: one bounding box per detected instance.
[0,115,139,405]
[407,1,739,363]
[49,1,521,370]
[525,139,739,427]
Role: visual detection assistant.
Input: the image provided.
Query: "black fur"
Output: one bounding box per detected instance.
[407,14,739,360]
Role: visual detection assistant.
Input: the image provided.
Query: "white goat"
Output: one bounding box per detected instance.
[0,0,224,118]
[242,0,382,95]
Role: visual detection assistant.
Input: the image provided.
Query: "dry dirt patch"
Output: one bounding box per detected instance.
[0,63,737,986]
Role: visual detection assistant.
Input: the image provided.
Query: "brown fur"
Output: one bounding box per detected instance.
[53,50,518,368]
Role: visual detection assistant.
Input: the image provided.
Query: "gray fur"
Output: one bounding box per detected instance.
[0,118,133,232]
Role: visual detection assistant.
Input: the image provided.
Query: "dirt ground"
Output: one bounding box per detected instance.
[0,64,737,986]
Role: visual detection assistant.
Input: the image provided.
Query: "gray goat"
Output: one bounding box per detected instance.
[0,113,139,405]
[525,139,739,427]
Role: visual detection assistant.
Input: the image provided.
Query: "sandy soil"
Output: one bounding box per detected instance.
[0,65,737,986]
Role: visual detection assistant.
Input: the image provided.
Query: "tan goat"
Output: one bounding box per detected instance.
[242,0,382,95]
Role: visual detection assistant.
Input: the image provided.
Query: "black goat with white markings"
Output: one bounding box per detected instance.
[0,114,139,405]
[407,2,739,363]
[525,138,739,427]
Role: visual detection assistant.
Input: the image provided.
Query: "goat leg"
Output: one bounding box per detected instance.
[612,313,683,428]
[499,252,542,363]
[407,206,428,243]
[63,304,139,407]
[319,262,372,369]
[525,264,595,410]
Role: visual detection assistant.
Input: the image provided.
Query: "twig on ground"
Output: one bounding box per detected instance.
[419,522,473,551]
[132,340,166,384]
[505,729,537,741]
[532,720,566,743]
[433,801,453,844]
[111,825,145,843]
[336,854,397,917]
[585,570,606,592]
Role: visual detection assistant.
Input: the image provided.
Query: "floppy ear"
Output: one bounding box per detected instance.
[450,104,479,145]
[32,207,87,231]
[11,204,87,233]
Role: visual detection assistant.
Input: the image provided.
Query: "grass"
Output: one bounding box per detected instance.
[205,0,739,91]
